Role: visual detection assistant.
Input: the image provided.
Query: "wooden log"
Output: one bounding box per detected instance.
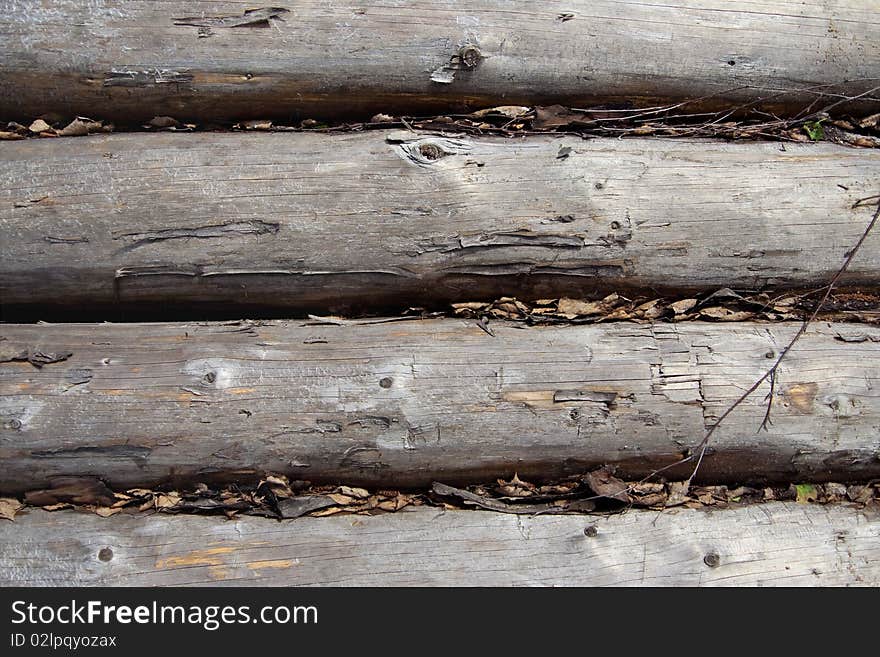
[1,319,879,493]
[1,504,877,586]
[1,1,878,123]
[2,132,879,319]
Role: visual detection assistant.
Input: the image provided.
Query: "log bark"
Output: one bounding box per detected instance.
[1,319,879,493]
[1,504,877,586]
[2,132,879,319]
[0,1,878,123]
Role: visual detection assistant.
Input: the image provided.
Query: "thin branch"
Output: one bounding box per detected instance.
[684,195,880,485]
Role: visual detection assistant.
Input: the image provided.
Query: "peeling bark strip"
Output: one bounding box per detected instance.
[3,504,878,586]
[1,1,878,122]
[1,132,878,318]
[173,7,289,28]
[1,320,879,494]
[103,68,193,87]
[114,220,280,252]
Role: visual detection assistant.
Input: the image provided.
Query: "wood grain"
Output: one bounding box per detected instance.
[2,132,878,318]
[2,319,879,493]
[2,503,876,586]
[1,1,878,122]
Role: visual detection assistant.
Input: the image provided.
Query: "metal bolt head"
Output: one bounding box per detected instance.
[458,45,482,68]
[704,552,721,567]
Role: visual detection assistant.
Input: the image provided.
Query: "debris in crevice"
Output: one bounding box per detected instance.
[449,289,880,326]
[6,99,879,147]
[4,471,876,522]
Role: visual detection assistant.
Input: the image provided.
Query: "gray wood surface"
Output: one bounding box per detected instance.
[1,503,876,586]
[2,132,879,317]
[1,1,878,122]
[2,319,879,493]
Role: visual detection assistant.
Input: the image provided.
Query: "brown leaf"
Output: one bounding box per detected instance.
[471,105,531,119]
[28,119,53,134]
[241,119,273,130]
[665,481,690,507]
[41,503,71,511]
[859,112,880,129]
[58,118,91,137]
[533,105,589,129]
[846,485,873,504]
[631,482,664,495]
[337,486,370,499]
[310,506,344,517]
[148,116,180,128]
[584,467,630,503]
[94,506,123,517]
[636,299,665,319]
[262,475,293,498]
[277,495,336,519]
[670,298,698,315]
[699,306,755,321]
[557,294,619,317]
[156,492,181,508]
[0,130,25,140]
[635,493,667,507]
[452,302,488,312]
[327,493,354,506]
[0,497,22,521]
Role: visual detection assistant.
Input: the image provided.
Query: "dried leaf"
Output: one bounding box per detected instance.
[533,105,589,129]
[147,116,180,128]
[29,119,53,133]
[471,105,531,119]
[699,306,754,321]
[277,495,336,519]
[156,492,181,508]
[557,298,603,316]
[0,497,22,521]
[327,493,354,506]
[670,298,698,314]
[262,475,293,498]
[859,112,880,129]
[635,493,667,507]
[665,481,690,507]
[846,485,872,504]
[584,467,630,503]
[58,118,91,137]
[241,119,273,130]
[338,486,370,499]
[823,482,847,501]
[94,506,123,517]
[310,506,344,517]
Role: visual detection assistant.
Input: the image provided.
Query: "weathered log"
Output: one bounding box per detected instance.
[1,1,878,123]
[2,132,878,319]
[1,319,879,493]
[1,504,877,586]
